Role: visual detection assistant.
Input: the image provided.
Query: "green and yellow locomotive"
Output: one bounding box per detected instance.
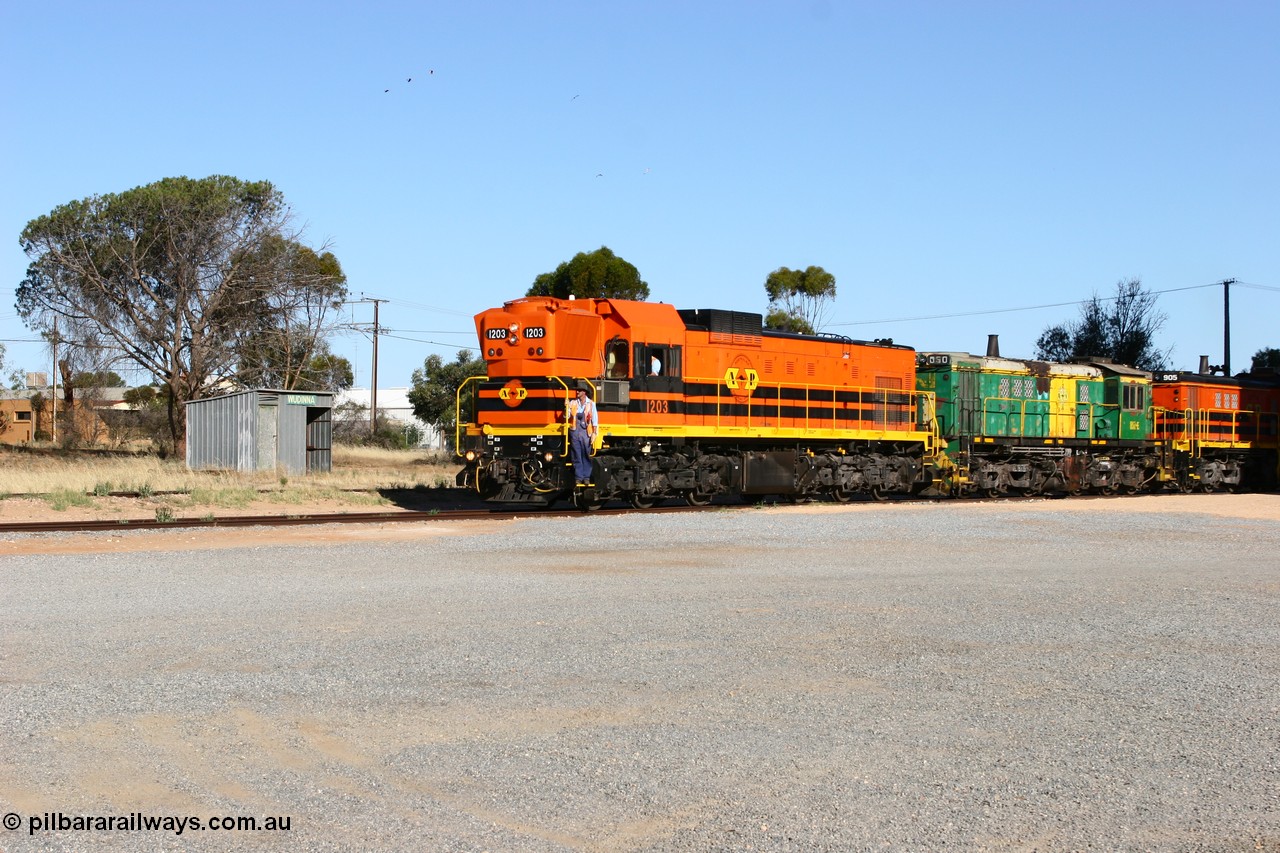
[916,338,1157,495]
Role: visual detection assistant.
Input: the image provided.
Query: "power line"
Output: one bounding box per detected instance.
[826,280,1266,328]
[380,331,474,349]
[384,297,472,317]
[386,329,473,335]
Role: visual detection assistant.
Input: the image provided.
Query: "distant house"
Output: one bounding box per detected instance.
[0,395,38,443]
[0,385,121,446]
[335,387,446,449]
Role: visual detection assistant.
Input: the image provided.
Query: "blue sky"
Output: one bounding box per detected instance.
[2,0,1277,388]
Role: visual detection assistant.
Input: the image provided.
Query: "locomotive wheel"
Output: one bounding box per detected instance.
[572,491,603,512]
[629,493,656,509]
[830,487,852,503]
[684,491,712,507]
[870,487,889,502]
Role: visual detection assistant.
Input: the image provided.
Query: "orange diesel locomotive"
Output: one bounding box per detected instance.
[1151,366,1280,492]
[455,296,946,508]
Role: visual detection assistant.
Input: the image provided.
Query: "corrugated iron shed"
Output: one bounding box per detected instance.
[185,389,333,474]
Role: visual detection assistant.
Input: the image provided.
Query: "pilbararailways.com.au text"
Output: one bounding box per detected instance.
[5,811,292,836]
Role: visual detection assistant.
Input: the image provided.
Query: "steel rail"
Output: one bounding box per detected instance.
[0,503,725,535]
[0,489,1205,536]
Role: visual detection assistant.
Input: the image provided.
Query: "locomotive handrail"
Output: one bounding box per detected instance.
[978,395,1055,438]
[978,395,1136,440]
[453,374,601,459]
[1151,405,1264,452]
[454,374,489,456]
[683,374,933,439]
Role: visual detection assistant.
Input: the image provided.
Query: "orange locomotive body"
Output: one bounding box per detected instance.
[456,296,945,507]
[1151,368,1280,491]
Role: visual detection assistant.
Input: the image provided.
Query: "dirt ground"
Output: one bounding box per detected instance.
[0,493,1276,558]
[2,491,1277,851]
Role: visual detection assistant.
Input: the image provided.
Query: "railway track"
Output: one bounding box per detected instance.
[0,502,728,535]
[0,488,1241,536]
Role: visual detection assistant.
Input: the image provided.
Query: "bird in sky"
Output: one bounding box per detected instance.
[596,173,604,178]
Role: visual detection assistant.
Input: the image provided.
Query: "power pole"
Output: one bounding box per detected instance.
[358,297,387,436]
[51,317,58,443]
[370,298,381,435]
[1222,278,1236,376]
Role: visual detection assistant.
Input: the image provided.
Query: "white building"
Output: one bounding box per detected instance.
[335,387,446,449]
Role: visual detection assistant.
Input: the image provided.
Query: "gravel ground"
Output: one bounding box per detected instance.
[1,498,1278,852]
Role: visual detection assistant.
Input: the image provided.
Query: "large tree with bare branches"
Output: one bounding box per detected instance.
[16,175,348,452]
[1033,277,1171,371]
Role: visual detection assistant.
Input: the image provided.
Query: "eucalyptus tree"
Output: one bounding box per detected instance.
[763,265,837,334]
[527,246,650,301]
[408,349,486,448]
[17,175,348,451]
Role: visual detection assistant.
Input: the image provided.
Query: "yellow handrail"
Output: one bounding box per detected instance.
[681,374,930,437]
[454,374,488,456]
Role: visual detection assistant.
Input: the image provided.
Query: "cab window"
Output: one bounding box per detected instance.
[605,338,630,379]
[634,343,681,379]
[1123,383,1145,411]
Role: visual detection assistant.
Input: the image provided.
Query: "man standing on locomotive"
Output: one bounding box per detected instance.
[566,382,598,486]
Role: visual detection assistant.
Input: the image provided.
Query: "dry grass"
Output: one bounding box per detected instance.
[0,445,461,502]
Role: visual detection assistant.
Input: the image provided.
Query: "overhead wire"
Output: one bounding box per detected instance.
[827,279,1273,328]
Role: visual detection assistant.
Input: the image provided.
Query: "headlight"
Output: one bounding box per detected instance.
[465,450,477,461]
[544,451,554,462]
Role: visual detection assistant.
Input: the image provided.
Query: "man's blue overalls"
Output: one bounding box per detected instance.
[569,392,595,485]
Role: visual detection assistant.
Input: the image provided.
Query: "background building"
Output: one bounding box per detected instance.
[334,387,446,450]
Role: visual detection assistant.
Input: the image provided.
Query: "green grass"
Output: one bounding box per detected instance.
[181,487,257,509]
[46,488,95,511]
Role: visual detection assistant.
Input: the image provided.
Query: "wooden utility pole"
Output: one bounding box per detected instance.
[51,318,58,443]
[1222,278,1236,376]
[360,297,387,436]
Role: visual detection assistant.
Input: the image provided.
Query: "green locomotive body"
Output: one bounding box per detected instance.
[917,349,1156,495]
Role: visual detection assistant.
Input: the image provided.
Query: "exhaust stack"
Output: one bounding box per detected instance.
[1199,355,1211,374]
[986,335,1001,358]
